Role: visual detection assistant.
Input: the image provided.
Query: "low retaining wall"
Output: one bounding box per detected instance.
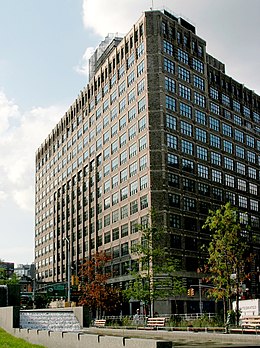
[11,328,172,348]
[0,306,19,332]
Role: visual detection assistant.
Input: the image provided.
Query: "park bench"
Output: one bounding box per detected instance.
[147,317,166,328]
[241,316,260,331]
[94,319,106,327]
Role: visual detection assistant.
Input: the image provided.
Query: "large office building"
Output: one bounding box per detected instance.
[35,9,260,313]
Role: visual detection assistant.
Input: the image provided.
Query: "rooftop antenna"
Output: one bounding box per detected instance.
[150,0,154,10]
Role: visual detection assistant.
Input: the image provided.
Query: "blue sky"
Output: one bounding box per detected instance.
[0,0,260,265]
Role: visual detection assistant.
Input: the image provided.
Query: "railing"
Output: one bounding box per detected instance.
[104,313,215,321]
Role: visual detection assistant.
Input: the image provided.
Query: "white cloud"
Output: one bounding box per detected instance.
[0,91,66,212]
[74,46,95,78]
[82,0,147,37]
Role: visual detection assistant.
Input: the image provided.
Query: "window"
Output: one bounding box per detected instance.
[138,116,146,132]
[120,150,127,165]
[210,87,219,100]
[212,187,223,201]
[179,84,191,100]
[222,123,232,137]
[127,71,135,86]
[179,102,192,118]
[137,60,145,76]
[139,135,147,151]
[140,195,148,209]
[128,124,136,140]
[178,66,190,82]
[238,195,247,208]
[224,157,234,170]
[210,102,220,115]
[111,157,119,171]
[166,114,177,130]
[139,154,147,171]
[183,178,195,192]
[169,193,180,207]
[164,57,174,73]
[237,162,246,175]
[233,114,242,126]
[129,162,137,177]
[233,100,241,113]
[249,183,258,195]
[121,224,128,237]
[198,164,208,178]
[120,205,128,219]
[128,106,136,122]
[181,139,193,155]
[129,143,137,158]
[120,168,128,182]
[128,88,135,104]
[195,110,206,125]
[225,174,235,187]
[112,192,119,205]
[120,187,128,200]
[195,128,207,143]
[163,40,173,55]
[182,158,194,172]
[130,181,138,196]
[246,135,255,148]
[209,117,220,131]
[235,145,245,159]
[194,92,205,108]
[222,94,230,107]
[210,134,221,148]
[118,80,126,96]
[137,79,145,95]
[180,121,192,136]
[167,134,177,149]
[247,151,256,163]
[193,75,205,90]
[197,146,207,161]
[166,95,176,111]
[140,175,148,190]
[120,133,127,147]
[212,169,222,183]
[168,153,178,167]
[223,140,233,154]
[237,179,246,191]
[198,182,209,196]
[226,191,235,204]
[130,200,138,215]
[138,97,146,113]
[112,174,118,188]
[165,76,175,93]
[248,167,256,179]
[192,58,204,73]
[250,200,258,211]
[104,214,110,227]
[177,48,189,64]
[169,215,181,229]
[234,129,244,143]
[183,197,196,211]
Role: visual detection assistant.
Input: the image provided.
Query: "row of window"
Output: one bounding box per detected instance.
[167,154,259,180]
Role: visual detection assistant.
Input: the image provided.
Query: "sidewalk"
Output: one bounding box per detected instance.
[84,327,260,347]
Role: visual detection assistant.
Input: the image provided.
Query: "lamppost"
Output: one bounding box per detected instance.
[65,238,71,304]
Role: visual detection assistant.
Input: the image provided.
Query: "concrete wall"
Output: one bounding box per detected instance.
[0,306,19,332]
[12,329,172,348]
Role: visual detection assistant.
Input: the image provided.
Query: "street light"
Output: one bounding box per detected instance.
[65,237,71,304]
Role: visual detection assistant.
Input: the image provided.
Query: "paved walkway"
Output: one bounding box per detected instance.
[84,327,260,347]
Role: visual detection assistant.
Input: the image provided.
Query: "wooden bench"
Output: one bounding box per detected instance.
[147,317,166,328]
[241,316,260,332]
[94,319,106,327]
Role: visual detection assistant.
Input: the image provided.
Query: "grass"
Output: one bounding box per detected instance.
[0,328,45,348]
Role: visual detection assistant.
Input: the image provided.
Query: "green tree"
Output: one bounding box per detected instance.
[123,215,185,316]
[203,202,252,325]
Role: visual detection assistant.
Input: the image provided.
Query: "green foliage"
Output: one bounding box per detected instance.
[0,328,45,347]
[203,202,251,307]
[34,293,51,309]
[123,213,185,309]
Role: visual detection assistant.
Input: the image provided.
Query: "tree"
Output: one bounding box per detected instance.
[78,252,121,318]
[123,215,185,316]
[203,202,252,325]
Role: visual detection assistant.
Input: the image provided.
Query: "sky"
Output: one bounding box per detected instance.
[0,0,259,266]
